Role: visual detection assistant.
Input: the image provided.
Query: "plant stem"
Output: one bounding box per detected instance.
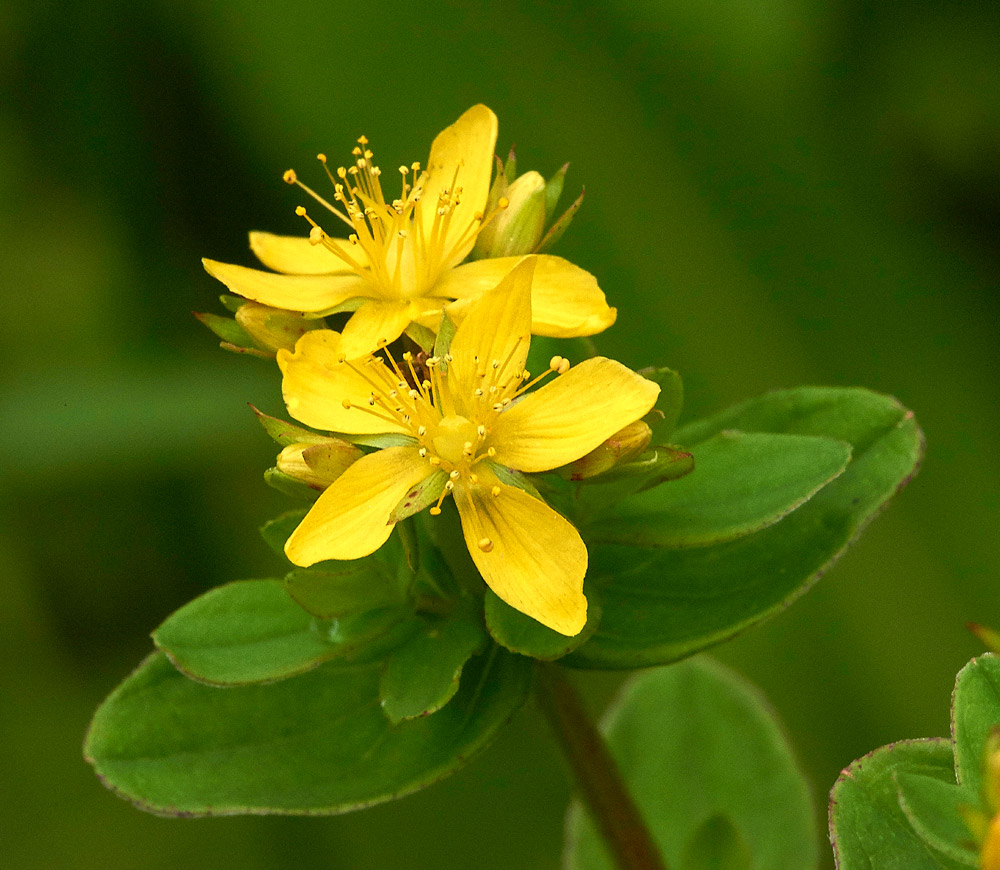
[535,663,667,870]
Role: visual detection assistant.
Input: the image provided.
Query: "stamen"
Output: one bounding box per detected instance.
[478,537,494,553]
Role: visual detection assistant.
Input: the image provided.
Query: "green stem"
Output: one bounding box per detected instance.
[536,663,667,870]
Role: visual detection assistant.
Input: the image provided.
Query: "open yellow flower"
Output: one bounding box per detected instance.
[276,257,659,635]
[203,105,616,360]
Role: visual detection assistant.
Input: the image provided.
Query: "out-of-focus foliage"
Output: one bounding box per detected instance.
[1,1,997,868]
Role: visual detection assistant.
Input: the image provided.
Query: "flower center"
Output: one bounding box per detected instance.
[430,415,479,466]
[283,138,507,300]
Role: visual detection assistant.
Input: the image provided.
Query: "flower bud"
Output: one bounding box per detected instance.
[569,420,653,480]
[474,170,547,258]
[276,439,363,491]
[985,727,1000,814]
[235,303,323,353]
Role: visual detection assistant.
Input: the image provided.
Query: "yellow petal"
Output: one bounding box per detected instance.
[421,104,498,268]
[249,231,368,274]
[338,299,416,360]
[453,468,587,636]
[285,446,431,565]
[447,257,534,409]
[432,255,616,337]
[203,258,368,313]
[278,330,411,435]
[490,357,660,472]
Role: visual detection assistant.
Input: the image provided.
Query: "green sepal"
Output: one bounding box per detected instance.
[564,658,817,870]
[679,815,752,870]
[195,311,270,357]
[535,187,583,254]
[379,615,488,724]
[434,310,458,363]
[389,470,448,523]
[639,366,684,441]
[219,293,246,313]
[545,163,569,219]
[968,623,1000,655]
[263,467,320,501]
[341,433,419,449]
[564,387,923,669]
[404,321,437,353]
[484,588,601,660]
[830,739,968,869]
[260,508,309,560]
[503,146,517,182]
[587,431,851,548]
[151,579,419,686]
[252,406,329,447]
[85,648,532,816]
[894,772,979,865]
[306,296,367,318]
[489,462,543,500]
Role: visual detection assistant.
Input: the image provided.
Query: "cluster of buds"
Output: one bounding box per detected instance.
[471,147,584,260]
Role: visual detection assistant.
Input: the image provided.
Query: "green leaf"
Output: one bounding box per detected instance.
[379,615,488,724]
[484,588,601,661]
[284,562,407,620]
[588,431,851,548]
[152,579,419,685]
[953,654,1000,798]
[260,508,309,560]
[566,387,923,668]
[404,321,436,353]
[830,738,969,869]
[895,772,979,865]
[679,814,753,870]
[85,648,531,816]
[564,658,817,870]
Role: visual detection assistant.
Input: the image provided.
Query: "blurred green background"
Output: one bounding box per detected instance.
[2,0,997,867]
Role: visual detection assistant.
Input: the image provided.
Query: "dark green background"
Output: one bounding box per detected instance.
[2,1,997,867]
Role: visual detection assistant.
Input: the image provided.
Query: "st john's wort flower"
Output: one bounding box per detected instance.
[202,105,616,359]
[276,257,659,635]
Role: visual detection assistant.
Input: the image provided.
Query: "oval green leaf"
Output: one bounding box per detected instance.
[953,653,1000,796]
[588,430,851,547]
[564,658,817,870]
[379,614,487,724]
[153,579,418,685]
[895,772,978,865]
[567,387,923,668]
[484,588,602,661]
[830,738,968,869]
[85,647,531,816]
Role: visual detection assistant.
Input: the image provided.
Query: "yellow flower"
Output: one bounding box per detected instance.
[276,257,659,635]
[203,105,616,360]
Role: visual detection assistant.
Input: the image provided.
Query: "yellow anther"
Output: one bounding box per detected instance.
[399,165,409,175]
[557,358,571,374]
[487,447,497,457]
[337,166,347,179]
[449,469,460,479]
[429,506,441,516]
[418,447,427,457]
[283,169,297,184]
[308,226,325,245]
[444,480,455,491]
[478,537,495,553]
[498,196,510,209]
[429,457,441,466]
[477,425,486,438]
[417,425,426,436]
[470,473,479,483]
[295,205,307,217]
[357,135,368,145]
[316,153,327,163]
[491,486,501,497]
[342,399,352,410]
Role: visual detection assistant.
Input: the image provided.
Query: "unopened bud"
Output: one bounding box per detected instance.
[984,727,1000,814]
[276,439,363,490]
[570,420,653,480]
[235,303,323,353]
[473,170,547,258]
